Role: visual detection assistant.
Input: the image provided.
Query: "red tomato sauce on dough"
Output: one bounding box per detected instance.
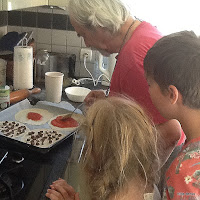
[27,112,43,121]
[51,116,79,128]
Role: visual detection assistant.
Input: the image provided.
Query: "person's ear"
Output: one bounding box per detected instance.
[167,85,179,105]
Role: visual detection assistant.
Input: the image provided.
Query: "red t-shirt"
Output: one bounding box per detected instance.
[109,21,186,145]
[110,22,185,145]
[110,21,164,124]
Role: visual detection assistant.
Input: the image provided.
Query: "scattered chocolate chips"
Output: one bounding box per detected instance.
[0,121,29,138]
[24,129,64,148]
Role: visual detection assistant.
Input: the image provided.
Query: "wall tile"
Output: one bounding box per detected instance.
[36,43,51,52]
[0,26,7,37]
[37,13,52,29]
[52,45,67,53]
[8,11,22,26]
[7,25,22,33]
[53,8,67,15]
[52,14,67,30]
[66,31,81,47]
[52,29,67,45]
[2,6,98,78]
[81,38,86,48]
[37,28,52,44]
[74,61,81,77]
[22,12,37,27]
[67,46,81,61]
[0,11,8,27]
[37,6,53,14]
[67,16,74,31]
[21,27,37,42]
[22,7,38,12]
[79,62,99,79]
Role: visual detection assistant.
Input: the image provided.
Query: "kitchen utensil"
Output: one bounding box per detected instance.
[61,102,84,120]
[10,87,41,104]
[65,86,91,102]
[45,72,64,103]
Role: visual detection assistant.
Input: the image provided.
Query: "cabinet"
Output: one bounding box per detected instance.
[1,0,48,10]
[0,0,68,11]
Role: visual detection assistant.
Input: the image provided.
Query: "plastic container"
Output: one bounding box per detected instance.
[0,58,7,86]
[0,85,10,110]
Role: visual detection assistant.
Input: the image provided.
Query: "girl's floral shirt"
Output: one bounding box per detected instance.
[166,137,200,200]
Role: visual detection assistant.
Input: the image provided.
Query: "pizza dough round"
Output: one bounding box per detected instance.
[15,108,53,125]
[48,113,84,132]
[22,129,65,148]
[0,121,30,138]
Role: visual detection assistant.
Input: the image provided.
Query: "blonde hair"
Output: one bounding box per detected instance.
[81,96,159,199]
[68,0,131,33]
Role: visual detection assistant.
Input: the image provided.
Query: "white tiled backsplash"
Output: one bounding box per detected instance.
[7,26,103,78]
[0,7,103,79]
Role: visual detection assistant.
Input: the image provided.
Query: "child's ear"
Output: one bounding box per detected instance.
[167,85,179,105]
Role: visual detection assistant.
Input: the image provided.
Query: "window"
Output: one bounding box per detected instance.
[124,0,200,35]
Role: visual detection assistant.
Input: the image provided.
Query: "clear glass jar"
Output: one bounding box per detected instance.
[34,49,50,83]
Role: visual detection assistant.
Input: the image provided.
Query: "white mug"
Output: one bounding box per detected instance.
[45,72,64,103]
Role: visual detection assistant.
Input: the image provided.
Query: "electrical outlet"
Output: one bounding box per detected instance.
[80,48,92,61]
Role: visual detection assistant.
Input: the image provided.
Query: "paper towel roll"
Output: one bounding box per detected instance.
[13,46,33,89]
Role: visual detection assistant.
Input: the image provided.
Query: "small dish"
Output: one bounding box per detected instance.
[65,86,91,102]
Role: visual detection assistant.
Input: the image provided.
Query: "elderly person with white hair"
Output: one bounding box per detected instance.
[68,0,184,147]
[69,0,184,161]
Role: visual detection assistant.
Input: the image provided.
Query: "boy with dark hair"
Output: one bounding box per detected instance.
[144,30,200,199]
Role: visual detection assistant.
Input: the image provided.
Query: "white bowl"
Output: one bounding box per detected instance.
[65,86,91,102]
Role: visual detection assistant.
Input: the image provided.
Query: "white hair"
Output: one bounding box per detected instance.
[68,0,131,33]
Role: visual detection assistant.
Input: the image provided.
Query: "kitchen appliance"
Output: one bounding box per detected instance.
[35,52,76,87]
[98,53,117,86]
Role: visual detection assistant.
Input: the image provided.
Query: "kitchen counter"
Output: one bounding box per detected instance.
[30,81,108,107]
[0,81,108,200]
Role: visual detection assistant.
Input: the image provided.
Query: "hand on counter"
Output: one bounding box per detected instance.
[46,178,80,200]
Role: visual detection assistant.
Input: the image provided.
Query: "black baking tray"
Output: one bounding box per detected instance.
[0,131,76,154]
[0,99,82,153]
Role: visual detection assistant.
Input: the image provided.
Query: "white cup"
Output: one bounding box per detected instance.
[45,72,64,103]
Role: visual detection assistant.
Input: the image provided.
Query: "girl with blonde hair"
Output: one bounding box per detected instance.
[46,96,161,200]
